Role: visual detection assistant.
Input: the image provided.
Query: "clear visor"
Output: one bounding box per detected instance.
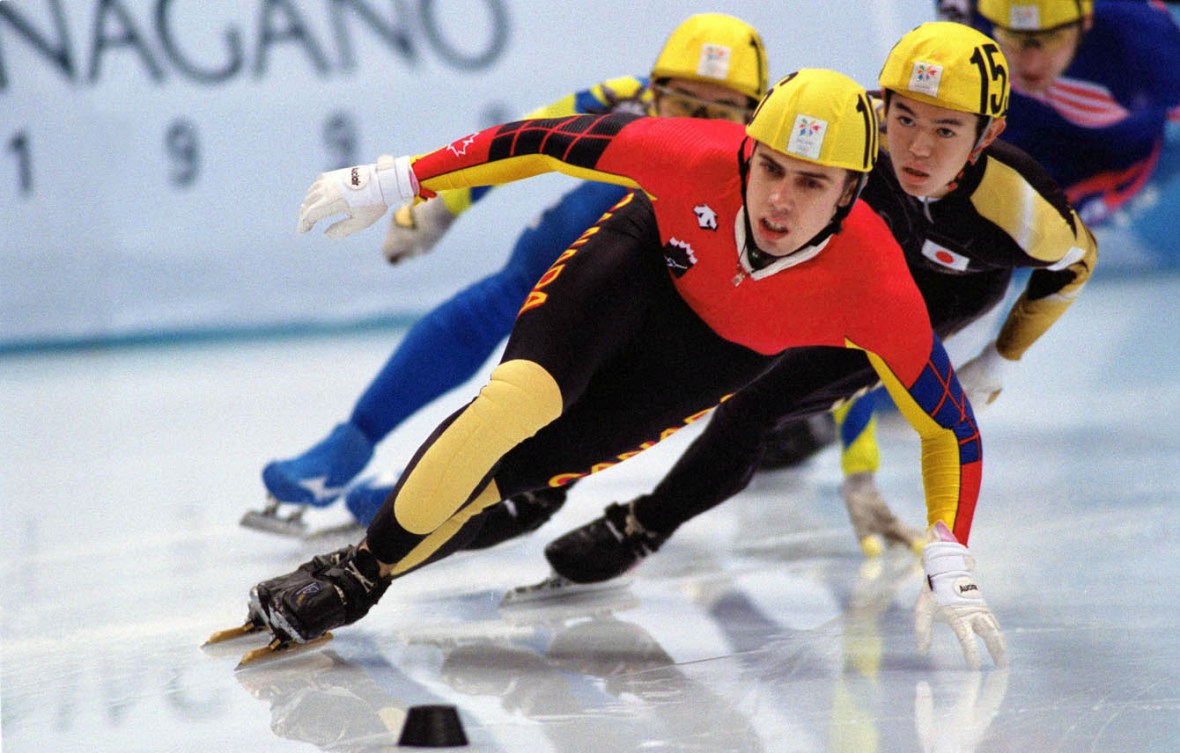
[651,84,754,124]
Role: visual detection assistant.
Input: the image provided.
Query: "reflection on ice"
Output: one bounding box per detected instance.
[3,276,1179,752]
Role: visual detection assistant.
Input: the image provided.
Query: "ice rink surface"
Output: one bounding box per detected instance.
[3,273,1179,752]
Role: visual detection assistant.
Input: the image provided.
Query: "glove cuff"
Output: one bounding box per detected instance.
[923,540,971,576]
[376,154,419,206]
[922,523,985,608]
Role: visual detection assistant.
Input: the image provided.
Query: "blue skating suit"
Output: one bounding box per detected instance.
[975,1,1180,268]
[260,77,649,511]
[349,78,649,447]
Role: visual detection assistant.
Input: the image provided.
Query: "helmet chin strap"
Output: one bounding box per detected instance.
[937,116,995,199]
[969,116,994,161]
[738,141,867,262]
[790,169,868,253]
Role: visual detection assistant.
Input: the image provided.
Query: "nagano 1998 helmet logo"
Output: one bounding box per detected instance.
[697,44,733,80]
[786,115,828,161]
[1008,5,1042,30]
[908,61,944,98]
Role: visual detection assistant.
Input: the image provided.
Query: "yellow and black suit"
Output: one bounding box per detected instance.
[627,137,1096,538]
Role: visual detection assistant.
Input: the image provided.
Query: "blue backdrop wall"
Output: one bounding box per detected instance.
[2,1,1176,350]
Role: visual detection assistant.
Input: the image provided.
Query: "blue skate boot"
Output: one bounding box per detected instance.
[244,423,374,537]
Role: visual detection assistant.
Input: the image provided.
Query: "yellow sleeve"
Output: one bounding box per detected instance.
[862,339,982,543]
[522,75,650,119]
[969,158,1100,360]
[997,218,1097,359]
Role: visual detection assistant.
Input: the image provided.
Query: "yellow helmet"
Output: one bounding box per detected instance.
[746,69,878,173]
[651,13,769,101]
[977,0,1093,32]
[879,22,1010,118]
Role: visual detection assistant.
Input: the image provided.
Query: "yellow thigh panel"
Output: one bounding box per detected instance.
[393,358,564,535]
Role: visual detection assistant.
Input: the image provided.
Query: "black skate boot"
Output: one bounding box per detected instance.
[544,499,668,585]
[758,413,837,470]
[246,546,353,626]
[208,547,358,647]
[464,486,569,550]
[252,544,391,645]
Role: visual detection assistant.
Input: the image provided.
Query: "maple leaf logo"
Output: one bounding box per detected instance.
[447,135,476,157]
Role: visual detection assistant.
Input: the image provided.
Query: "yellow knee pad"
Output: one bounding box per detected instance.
[394,359,563,534]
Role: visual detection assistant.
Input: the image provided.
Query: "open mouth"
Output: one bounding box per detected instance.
[758,217,790,243]
[901,164,930,181]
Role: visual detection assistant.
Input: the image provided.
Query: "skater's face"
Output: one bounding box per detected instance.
[652,77,755,123]
[992,23,1084,93]
[745,143,857,256]
[885,93,1005,199]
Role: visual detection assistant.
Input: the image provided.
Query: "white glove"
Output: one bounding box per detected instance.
[955,340,1014,410]
[914,522,1008,669]
[381,198,457,264]
[296,155,418,238]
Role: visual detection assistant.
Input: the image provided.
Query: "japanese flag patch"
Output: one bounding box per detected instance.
[908,61,944,98]
[697,44,732,81]
[921,239,970,271]
[787,115,828,161]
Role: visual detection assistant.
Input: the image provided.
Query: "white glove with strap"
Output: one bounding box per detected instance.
[382,198,457,264]
[914,521,1009,669]
[296,155,418,238]
[954,340,1014,410]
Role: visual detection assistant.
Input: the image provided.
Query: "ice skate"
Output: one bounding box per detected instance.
[543,498,668,585]
[205,564,300,648]
[204,619,268,646]
[500,571,633,607]
[234,633,338,670]
[239,498,310,538]
[243,423,374,537]
[208,545,387,668]
[204,546,352,652]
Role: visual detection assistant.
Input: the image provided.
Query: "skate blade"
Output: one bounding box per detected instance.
[239,499,308,538]
[499,573,632,608]
[203,621,264,646]
[235,632,333,670]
